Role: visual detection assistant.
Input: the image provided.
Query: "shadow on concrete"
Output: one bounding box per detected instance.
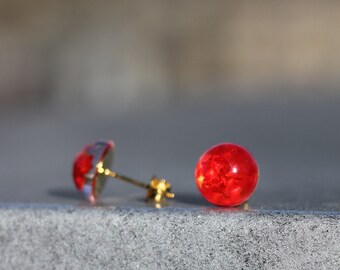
[48,188,81,200]
[174,193,253,211]
[174,193,212,206]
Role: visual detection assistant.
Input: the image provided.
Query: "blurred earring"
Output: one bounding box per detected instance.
[73,140,174,204]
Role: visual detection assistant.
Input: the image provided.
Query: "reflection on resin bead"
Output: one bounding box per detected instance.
[73,141,114,203]
[195,143,259,207]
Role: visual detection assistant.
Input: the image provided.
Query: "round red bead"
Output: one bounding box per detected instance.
[195,143,259,206]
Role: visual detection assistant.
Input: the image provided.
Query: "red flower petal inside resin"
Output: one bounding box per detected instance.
[73,148,94,190]
[195,143,259,207]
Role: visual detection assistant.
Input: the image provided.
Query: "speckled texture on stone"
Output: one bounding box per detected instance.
[0,204,339,270]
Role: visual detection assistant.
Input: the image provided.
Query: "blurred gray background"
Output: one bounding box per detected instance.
[0,0,339,210]
[2,0,340,108]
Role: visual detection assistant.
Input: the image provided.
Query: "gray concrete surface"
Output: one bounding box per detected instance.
[1,204,339,270]
[0,101,340,268]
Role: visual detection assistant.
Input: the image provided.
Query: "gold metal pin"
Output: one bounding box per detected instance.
[96,161,175,203]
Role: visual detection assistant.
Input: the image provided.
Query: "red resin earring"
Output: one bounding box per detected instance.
[73,140,175,204]
[195,143,259,207]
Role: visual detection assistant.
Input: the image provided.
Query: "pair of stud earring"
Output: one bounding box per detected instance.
[73,140,259,206]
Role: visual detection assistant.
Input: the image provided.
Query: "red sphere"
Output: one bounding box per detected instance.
[195,143,259,206]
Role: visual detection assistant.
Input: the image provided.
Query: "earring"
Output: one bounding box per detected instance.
[195,143,259,207]
[73,140,175,204]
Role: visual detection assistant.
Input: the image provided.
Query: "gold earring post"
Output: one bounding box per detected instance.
[96,162,175,203]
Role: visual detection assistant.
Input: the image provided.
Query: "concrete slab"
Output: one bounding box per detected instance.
[0,101,339,268]
[1,204,339,270]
